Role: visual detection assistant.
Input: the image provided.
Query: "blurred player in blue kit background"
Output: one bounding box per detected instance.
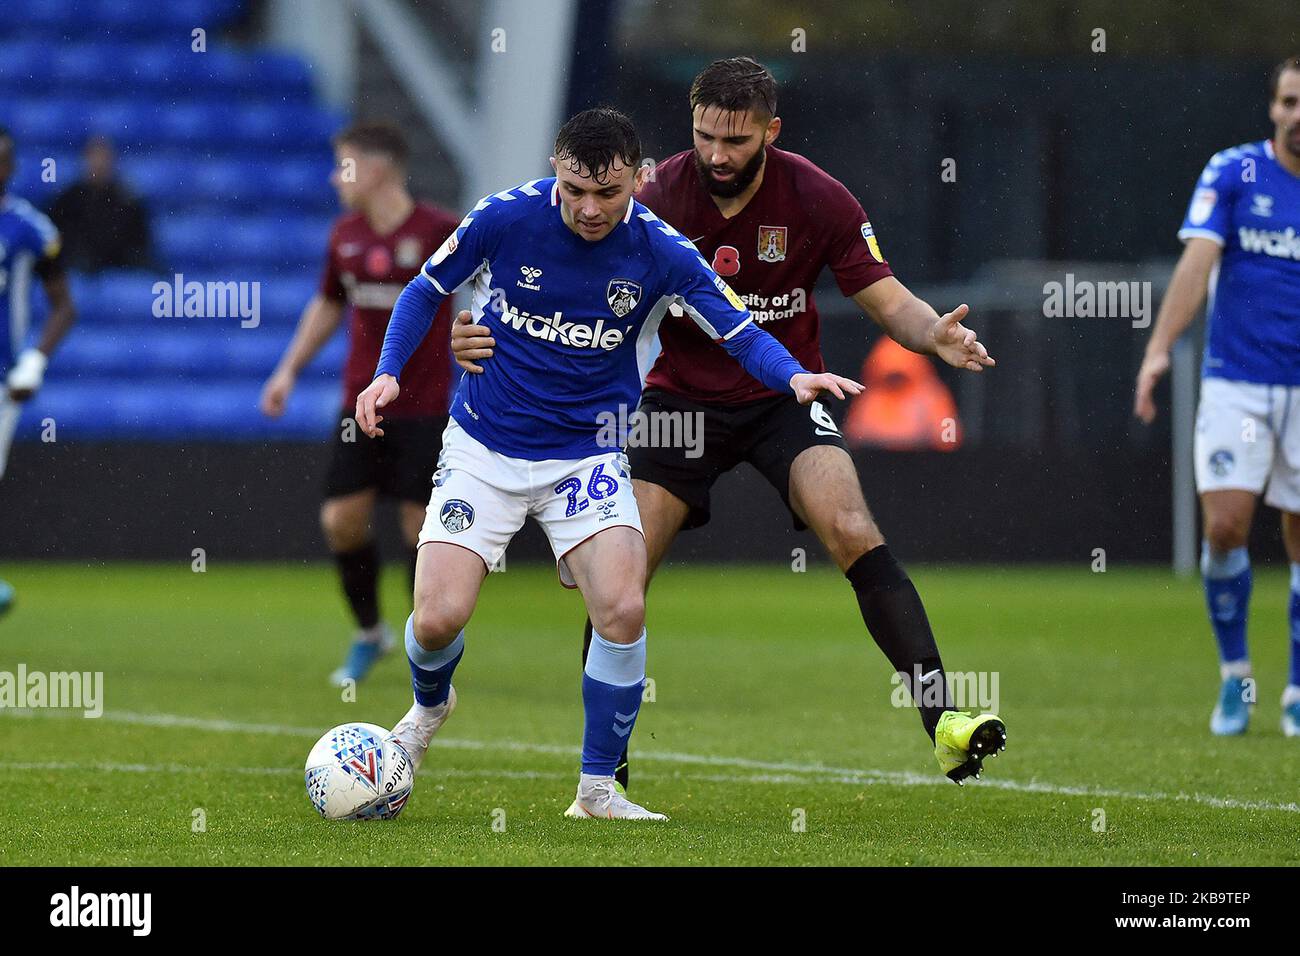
[1135,56,1300,737]
[0,126,76,615]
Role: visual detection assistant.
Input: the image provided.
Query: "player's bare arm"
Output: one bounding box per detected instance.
[260,294,345,417]
[8,269,76,402]
[1133,237,1221,423]
[852,276,993,372]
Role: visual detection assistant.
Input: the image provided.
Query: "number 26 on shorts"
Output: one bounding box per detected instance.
[554,463,619,517]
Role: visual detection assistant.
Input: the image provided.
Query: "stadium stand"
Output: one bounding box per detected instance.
[0,0,347,439]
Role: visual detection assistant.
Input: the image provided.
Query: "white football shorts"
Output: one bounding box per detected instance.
[1194,377,1300,512]
[418,417,643,587]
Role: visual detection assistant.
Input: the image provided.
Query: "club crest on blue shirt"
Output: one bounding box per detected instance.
[606,278,641,318]
[440,499,475,533]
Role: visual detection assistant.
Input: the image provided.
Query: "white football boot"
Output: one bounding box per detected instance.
[386,687,457,772]
[563,774,668,821]
[1282,685,1300,738]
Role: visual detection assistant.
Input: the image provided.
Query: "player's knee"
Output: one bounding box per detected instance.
[320,502,368,551]
[411,603,467,651]
[1204,515,1249,553]
[590,590,645,644]
[828,510,885,567]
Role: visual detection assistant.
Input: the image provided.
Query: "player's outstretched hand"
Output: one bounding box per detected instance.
[450,309,495,373]
[1133,349,1170,424]
[932,304,995,372]
[259,369,294,418]
[356,374,400,438]
[790,371,864,405]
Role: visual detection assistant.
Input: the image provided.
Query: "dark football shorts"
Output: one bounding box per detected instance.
[323,409,448,505]
[626,388,851,531]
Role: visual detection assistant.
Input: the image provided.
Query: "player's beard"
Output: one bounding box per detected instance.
[694,145,765,198]
[1286,124,1300,158]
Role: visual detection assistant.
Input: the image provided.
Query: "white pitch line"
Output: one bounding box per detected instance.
[0,761,569,782]
[0,760,291,776]
[5,708,1300,815]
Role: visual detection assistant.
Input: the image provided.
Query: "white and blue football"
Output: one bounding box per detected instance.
[304,722,414,821]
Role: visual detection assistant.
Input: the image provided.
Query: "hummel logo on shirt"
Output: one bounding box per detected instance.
[518,265,543,290]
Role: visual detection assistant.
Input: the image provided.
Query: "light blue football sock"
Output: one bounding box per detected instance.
[405,613,463,707]
[581,628,646,776]
[1201,542,1251,665]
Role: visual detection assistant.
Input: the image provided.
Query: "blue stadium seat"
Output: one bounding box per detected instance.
[88,271,167,324]
[155,101,237,148]
[155,216,220,267]
[7,98,79,143]
[50,43,127,88]
[4,0,356,441]
[266,160,333,205]
[257,276,319,323]
[0,40,46,91]
[54,325,345,378]
[120,45,195,92]
[9,0,83,34]
[90,100,162,146]
[191,158,261,204]
[21,379,339,440]
[117,155,191,203]
[247,50,314,99]
[7,151,75,204]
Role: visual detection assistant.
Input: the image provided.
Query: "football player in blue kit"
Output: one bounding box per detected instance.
[0,127,77,615]
[1135,57,1300,737]
[355,108,861,819]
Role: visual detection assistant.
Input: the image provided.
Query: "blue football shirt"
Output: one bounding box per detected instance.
[0,195,60,373]
[1178,140,1300,384]
[377,177,806,459]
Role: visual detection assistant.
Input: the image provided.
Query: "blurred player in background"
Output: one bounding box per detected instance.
[1135,56,1300,737]
[260,122,458,686]
[0,126,77,617]
[454,57,1005,785]
[356,107,860,820]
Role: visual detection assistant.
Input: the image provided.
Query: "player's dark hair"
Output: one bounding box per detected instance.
[332,120,409,168]
[0,125,12,147]
[690,56,778,120]
[1271,56,1300,98]
[553,107,641,184]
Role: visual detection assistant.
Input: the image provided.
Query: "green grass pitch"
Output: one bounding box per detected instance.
[0,561,1296,866]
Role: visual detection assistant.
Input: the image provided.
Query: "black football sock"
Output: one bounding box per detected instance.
[846,544,953,741]
[582,616,630,789]
[334,542,381,631]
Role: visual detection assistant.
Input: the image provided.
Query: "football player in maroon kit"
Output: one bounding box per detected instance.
[452,58,1006,784]
[262,122,458,686]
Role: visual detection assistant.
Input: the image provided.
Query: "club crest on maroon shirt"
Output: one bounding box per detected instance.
[757,224,787,263]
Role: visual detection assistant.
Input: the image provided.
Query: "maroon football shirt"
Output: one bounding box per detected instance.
[638,145,892,404]
[319,201,458,418]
